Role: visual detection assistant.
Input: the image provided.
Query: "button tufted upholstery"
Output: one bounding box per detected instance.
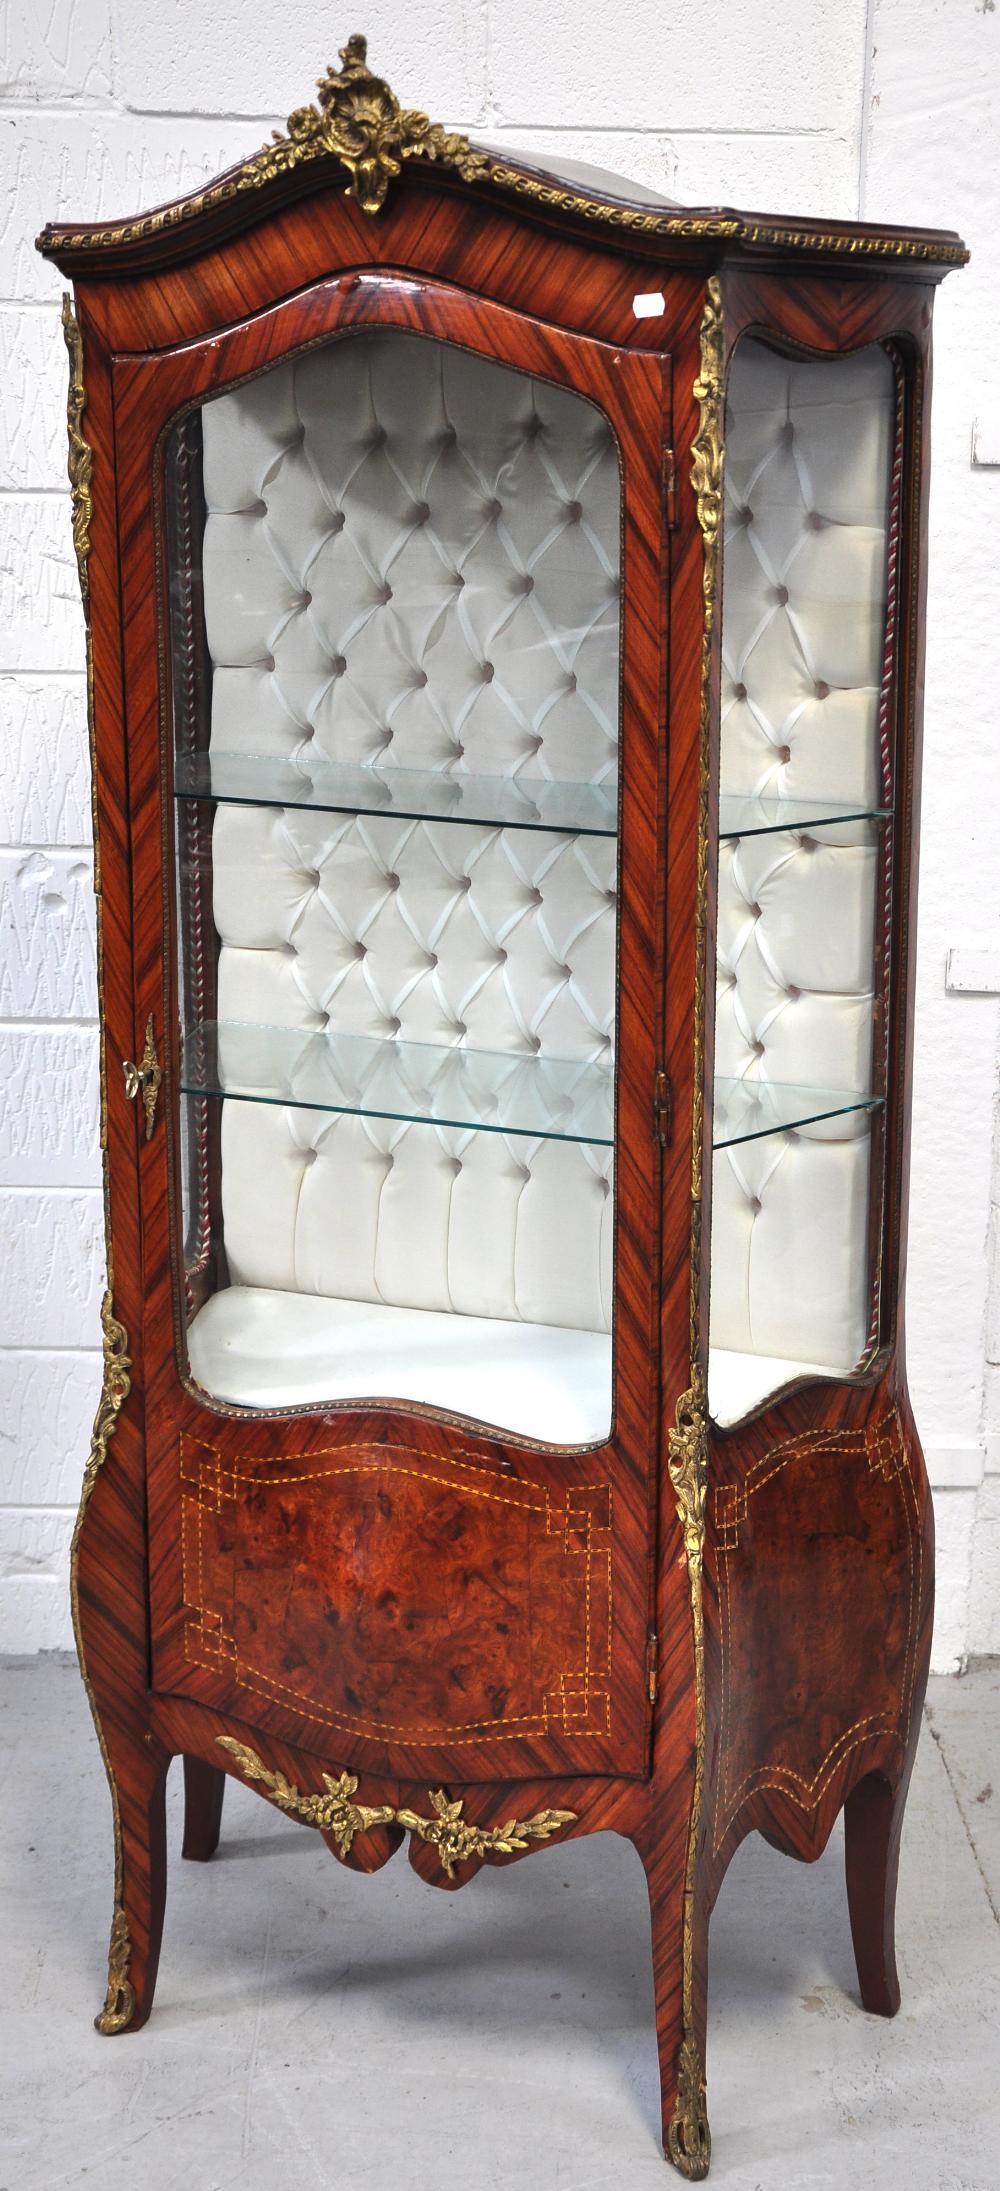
[185,330,620,1430]
[200,330,620,784]
[708,339,893,1423]
[181,324,893,1436]
[212,815,616,1328]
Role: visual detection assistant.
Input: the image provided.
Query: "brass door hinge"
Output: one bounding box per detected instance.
[663,447,679,530]
[654,1068,672,1146]
[646,1628,658,1706]
[123,1016,162,1141]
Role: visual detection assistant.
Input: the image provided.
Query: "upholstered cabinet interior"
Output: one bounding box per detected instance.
[177,328,893,1437]
[42,39,962,2182]
[709,339,893,1425]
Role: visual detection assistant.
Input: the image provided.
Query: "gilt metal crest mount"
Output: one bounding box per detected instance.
[244,33,490,216]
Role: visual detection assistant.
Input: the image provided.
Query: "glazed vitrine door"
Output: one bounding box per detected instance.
[171,325,625,1444]
[707,336,898,1426]
[116,276,669,1783]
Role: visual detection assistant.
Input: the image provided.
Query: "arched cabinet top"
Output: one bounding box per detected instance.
[37,32,966,283]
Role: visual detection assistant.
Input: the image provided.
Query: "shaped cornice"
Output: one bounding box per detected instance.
[36,33,967,277]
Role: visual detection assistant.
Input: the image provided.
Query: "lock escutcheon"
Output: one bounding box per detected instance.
[123,1015,162,1140]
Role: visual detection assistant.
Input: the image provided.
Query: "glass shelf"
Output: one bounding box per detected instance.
[714,1076,883,1148]
[175,763,888,843]
[719,791,892,839]
[175,751,619,838]
[181,1023,881,1154]
[181,1020,615,1145]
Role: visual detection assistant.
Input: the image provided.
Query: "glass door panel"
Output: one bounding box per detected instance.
[708,338,895,1426]
[167,326,621,1441]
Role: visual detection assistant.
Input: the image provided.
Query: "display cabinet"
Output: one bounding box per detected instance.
[38,37,966,2178]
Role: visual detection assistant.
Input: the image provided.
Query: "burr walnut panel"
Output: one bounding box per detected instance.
[172,1432,614,1754]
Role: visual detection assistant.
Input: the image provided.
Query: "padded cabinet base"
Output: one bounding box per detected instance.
[708,1345,839,1428]
[187,1289,836,1437]
[187,1284,612,1443]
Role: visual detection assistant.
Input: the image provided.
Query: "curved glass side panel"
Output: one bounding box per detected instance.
[167,326,621,1442]
[708,338,895,1427]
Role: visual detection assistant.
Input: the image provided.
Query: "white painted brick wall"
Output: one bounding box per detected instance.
[0,679,92,843]
[0,313,71,486]
[2,0,996,1669]
[864,0,1000,1667]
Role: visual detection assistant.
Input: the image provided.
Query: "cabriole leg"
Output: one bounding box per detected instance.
[844,1767,908,2017]
[637,1833,712,2180]
[93,1728,170,2034]
[181,1754,226,1862]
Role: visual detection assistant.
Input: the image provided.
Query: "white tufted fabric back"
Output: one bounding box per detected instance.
[193,326,892,1396]
[198,330,620,1335]
[710,340,893,1376]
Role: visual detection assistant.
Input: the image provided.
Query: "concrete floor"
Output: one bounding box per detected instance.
[1,1660,998,2191]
